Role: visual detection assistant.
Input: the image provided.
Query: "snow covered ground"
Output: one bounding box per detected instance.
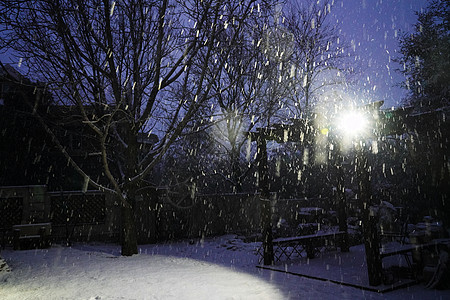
[1,235,449,300]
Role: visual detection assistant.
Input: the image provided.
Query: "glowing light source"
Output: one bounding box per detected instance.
[336,110,368,137]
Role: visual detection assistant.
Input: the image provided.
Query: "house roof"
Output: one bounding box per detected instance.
[0,63,29,84]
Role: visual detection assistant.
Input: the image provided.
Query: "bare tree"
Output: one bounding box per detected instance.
[283,0,349,117]
[0,0,262,255]
[202,2,295,192]
[207,23,263,192]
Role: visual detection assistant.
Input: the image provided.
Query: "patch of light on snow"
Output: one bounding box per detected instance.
[0,245,284,300]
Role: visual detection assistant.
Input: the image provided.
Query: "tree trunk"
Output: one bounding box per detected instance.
[121,203,138,256]
[231,147,243,193]
[121,125,139,256]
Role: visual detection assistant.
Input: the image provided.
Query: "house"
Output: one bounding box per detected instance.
[0,63,55,188]
[0,63,160,246]
[1,63,160,190]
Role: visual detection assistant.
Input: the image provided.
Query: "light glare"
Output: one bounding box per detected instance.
[337,110,368,137]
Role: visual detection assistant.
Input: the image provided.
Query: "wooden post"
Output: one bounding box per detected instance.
[330,135,349,252]
[356,143,382,286]
[335,149,349,252]
[257,132,274,265]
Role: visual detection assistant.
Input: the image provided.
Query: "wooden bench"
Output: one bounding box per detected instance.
[12,223,52,250]
[257,231,346,263]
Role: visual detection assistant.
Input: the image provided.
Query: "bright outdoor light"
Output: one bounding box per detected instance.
[336,110,368,137]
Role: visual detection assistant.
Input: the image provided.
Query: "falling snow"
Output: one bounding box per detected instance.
[0,0,449,298]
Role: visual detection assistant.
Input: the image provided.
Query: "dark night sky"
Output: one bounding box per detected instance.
[329,0,429,108]
[0,0,429,108]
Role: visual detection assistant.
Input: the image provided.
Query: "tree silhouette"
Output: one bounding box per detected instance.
[0,0,264,255]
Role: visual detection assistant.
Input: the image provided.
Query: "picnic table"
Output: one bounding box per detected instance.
[379,238,450,281]
[256,231,346,263]
[380,238,450,262]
